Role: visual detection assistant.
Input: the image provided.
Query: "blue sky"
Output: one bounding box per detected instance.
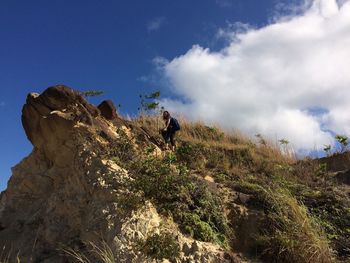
[2,0,349,191]
[0,0,291,190]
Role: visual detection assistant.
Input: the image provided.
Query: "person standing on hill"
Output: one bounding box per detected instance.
[160,111,180,151]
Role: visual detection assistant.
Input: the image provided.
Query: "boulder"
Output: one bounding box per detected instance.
[98,100,118,120]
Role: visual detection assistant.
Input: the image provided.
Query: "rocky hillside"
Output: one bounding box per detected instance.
[0,85,349,263]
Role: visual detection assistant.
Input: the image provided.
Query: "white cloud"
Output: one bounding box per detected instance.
[147,17,165,32]
[216,22,253,41]
[153,56,169,68]
[157,0,350,153]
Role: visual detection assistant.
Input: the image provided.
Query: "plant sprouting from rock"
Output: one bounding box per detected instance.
[335,135,348,153]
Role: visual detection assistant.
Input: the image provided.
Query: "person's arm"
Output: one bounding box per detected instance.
[164,118,170,131]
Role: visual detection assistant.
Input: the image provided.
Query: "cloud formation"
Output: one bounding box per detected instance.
[158,0,350,153]
[147,17,165,32]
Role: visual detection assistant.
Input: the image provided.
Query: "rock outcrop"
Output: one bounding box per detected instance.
[0,85,234,263]
[98,100,119,120]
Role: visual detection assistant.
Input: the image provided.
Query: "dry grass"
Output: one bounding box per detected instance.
[135,115,247,146]
[260,187,334,263]
[133,115,293,164]
[62,241,116,263]
[0,246,20,263]
[133,115,296,186]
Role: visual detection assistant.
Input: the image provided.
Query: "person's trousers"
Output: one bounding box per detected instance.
[161,129,176,147]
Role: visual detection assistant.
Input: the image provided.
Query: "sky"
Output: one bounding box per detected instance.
[161,0,350,153]
[0,0,349,191]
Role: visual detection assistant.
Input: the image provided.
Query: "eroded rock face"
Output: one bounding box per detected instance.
[0,85,126,262]
[0,85,234,263]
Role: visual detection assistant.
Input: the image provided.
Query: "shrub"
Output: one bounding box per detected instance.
[141,232,180,261]
[182,213,219,243]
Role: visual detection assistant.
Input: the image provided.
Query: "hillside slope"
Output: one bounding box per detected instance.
[0,85,349,263]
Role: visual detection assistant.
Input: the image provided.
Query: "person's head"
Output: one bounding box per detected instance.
[162,111,170,120]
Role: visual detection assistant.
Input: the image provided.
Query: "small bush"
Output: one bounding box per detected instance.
[141,232,180,261]
[182,213,219,242]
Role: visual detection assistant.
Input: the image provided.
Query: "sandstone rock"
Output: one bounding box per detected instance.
[22,85,99,147]
[0,85,129,262]
[98,100,118,120]
[183,242,192,256]
[192,241,200,253]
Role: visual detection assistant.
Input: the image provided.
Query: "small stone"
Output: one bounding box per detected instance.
[191,241,200,253]
[183,242,192,256]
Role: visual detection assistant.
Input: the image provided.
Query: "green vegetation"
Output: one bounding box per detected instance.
[335,134,348,153]
[246,185,332,263]
[72,111,347,262]
[321,134,349,156]
[300,190,350,260]
[138,90,162,115]
[106,126,229,246]
[279,138,289,145]
[130,153,230,246]
[140,232,180,261]
[127,115,347,262]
